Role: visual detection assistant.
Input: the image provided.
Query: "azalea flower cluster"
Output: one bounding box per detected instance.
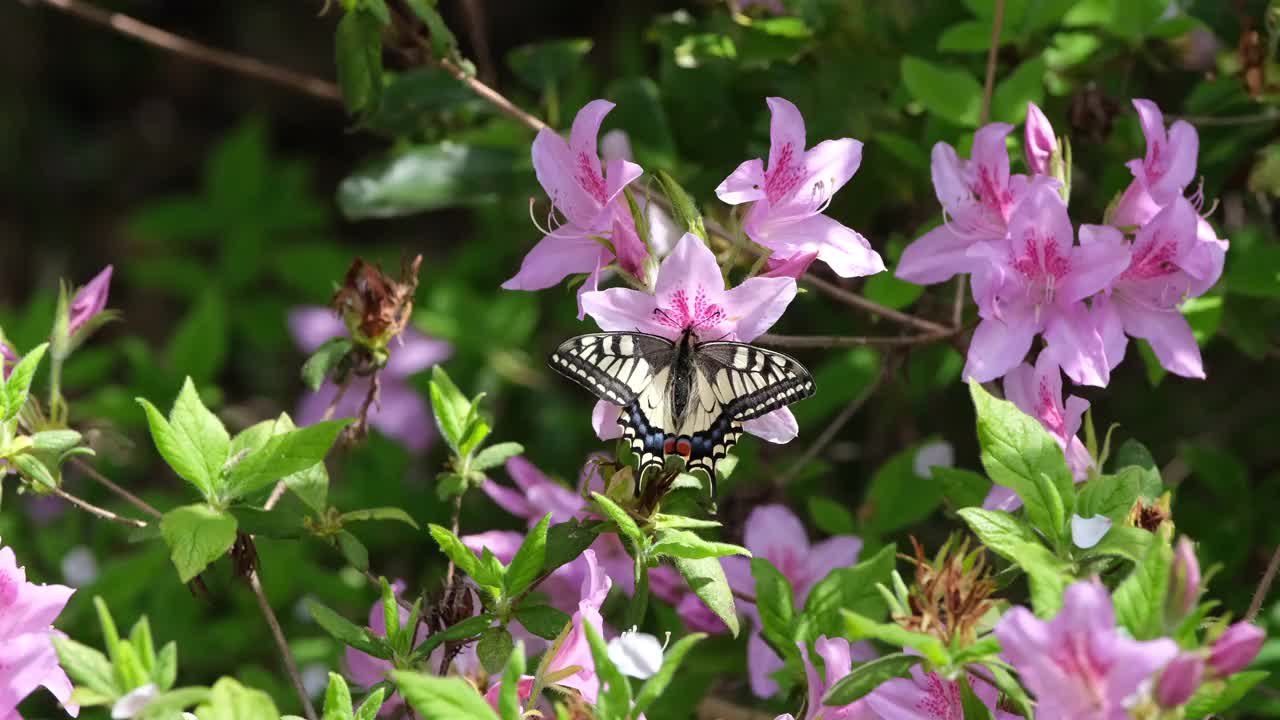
[0,543,77,719]
[897,100,1226,492]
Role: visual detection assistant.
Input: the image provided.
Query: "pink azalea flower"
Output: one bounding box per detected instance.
[67,266,113,337]
[582,232,802,444]
[543,549,612,704]
[720,504,864,698]
[1025,102,1058,177]
[963,183,1130,385]
[983,352,1093,511]
[0,544,77,718]
[288,306,451,453]
[461,530,584,626]
[715,97,884,279]
[1126,99,1199,206]
[1089,198,1226,379]
[649,566,728,634]
[503,100,647,313]
[995,580,1178,720]
[1209,622,1264,676]
[866,664,1019,720]
[897,123,1032,285]
[797,636,877,720]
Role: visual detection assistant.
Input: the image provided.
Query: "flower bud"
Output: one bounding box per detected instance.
[1156,652,1203,708]
[1209,622,1265,676]
[1169,536,1201,617]
[0,342,16,380]
[68,265,113,336]
[1024,102,1058,176]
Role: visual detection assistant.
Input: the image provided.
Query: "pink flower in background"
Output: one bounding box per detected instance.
[1025,102,1058,177]
[582,232,801,444]
[543,549,612,704]
[995,580,1177,720]
[984,353,1092,511]
[600,129,679,259]
[1209,623,1264,676]
[0,544,77,718]
[0,342,16,380]
[1126,99,1199,206]
[963,183,1130,385]
[721,504,864,698]
[649,566,727,634]
[797,637,877,720]
[288,307,451,453]
[503,100,647,312]
[897,123,1031,285]
[716,97,884,278]
[867,665,1018,720]
[67,265,113,337]
[1155,653,1203,708]
[1090,198,1226,379]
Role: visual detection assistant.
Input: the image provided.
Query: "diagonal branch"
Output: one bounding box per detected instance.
[249,568,319,720]
[776,362,889,486]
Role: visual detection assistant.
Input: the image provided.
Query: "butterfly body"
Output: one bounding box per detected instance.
[549,329,815,487]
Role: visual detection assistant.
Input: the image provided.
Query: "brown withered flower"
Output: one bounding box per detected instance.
[1129,494,1172,537]
[332,255,423,351]
[427,578,479,674]
[895,535,997,646]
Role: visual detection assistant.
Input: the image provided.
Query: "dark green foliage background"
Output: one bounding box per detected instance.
[1,0,1279,716]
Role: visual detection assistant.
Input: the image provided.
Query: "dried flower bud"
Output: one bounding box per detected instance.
[331,255,422,351]
[1209,622,1264,676]
[1156,652,1204,708]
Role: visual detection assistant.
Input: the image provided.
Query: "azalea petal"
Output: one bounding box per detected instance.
[865,675,936,720]
[1000,361,1036,418]
[1104,638,1181,708]
[575,251,607,321]
[722,275,798,342]
[1132,99,1166,152]
[502,234,609,291]
[1092,294,1128,372]
[930,141,970,210]
[1008,182,1074,276]
[721,555,756,602]
[462,530,525,564]
[1116,303,1205,379]
[481,478,534,520]
[384,329,452,377]
[1151,120,1198,204]
[742,407,799,444]
[591,399,623,440]
[748,630,784,698]
[0,633,70,716]
[963,308,1038,383]
[983,484,1022,511]
[1111,179,1161,228]
[800,137,863,198]
[761,251,819,279]
[800,536,863,602]
[609,205,648,279]
[744,505,810,569]
[1187,218,1228,293]
[896,223,978,285]
[766,97,807,180]
[1025,101,1057,175]
[1058,237,1131,304]
[751,214,885,278]
[994,606,1053,670]
[971,122,1015,199]
[581,286,660,335]
[655,233,727,302]
[288,306,345,353]
[569,99,615,184]
[1052,580,1115,637]
[532,128,602,227]
[1071,514,1112,549]
[1044,302,1110,388]
[603,157,644,206]
[600,128,633,163]
[716,158,768,205]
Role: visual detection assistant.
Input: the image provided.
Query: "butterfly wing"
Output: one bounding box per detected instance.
[680,342,816,479]
[548,332,677,470]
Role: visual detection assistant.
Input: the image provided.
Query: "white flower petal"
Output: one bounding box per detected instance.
[607,631,664,679]
[913,441,955,479]
[111,683,158,719]
[1071,514,1113,549]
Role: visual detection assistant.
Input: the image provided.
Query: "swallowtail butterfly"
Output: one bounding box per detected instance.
[549,328,815,487]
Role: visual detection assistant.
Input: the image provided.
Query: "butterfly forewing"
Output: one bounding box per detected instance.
[548,332,674,406]
[695,342,815,422]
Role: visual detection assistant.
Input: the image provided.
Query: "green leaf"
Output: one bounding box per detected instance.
[842,611,949,666]
[224,419,348,499]
[583,621,631,715]
[969,381,1074,546]
[937,20,1014,52]
[592,492,645,550]
[428,523,484,583]
[305,598,394,658]
[1006,541,1070,616]
[1083,526,1154,564]
[471,442,524,471]
[129,616,156,674]
[337,530,370,571]
[655,170,707,243]
[142,686,212,717]
[1112,539,1173,639]
[403,0,458,59]
[159,504,238,583]
[477,627,514,675]
[958,676,996,720]
[335,10,384,116]
[2,342,47,421]
[409,614,495,664]
[230,506,306,539]
[166,290,227,383]
[195,677,279,720]
[354,688,386,720]
[674,556,739,636]
[505,513,551,596]
[392,672,499,720]
[957,508,1041,562]
[633,632,706,716]
[545,520,601,575]
[991,55,1046,124]
[901,57,982,127]
[497,640,526,720]
[1184,670,1268,717]
[428,366,470,455]
[803,544,896,640]
[153,642,177,691]
[340,507,420,529]
[807,496,856,535]
[982,663,1035,719]
[324,672,355,720]
[823,652,922,706]
[338,144,518,219]
[1077,469,1141,523]
[506,38,593,92]
[513,603,570,640]
[751,558,796,651]
[935,466,993,509]
[52,637,119,697]
[11,454,58,490]
[303,338,354,392]
[651,529,750,560]
[863,444,944,534]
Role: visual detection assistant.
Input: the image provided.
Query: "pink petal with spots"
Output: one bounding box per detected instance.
[716,158,768,205]
[766,97,807,187]
[742,407,798,444]
[532,127,602,228]
[568,100,614,189]
[1058,235,1131,305]
[655,233,727,306]
[971,123,1015,203]
[866,671,962,720]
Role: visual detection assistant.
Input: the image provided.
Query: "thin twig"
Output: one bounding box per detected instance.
[444,494,463,585]
[802,275,952,335]
[458,0,495,85]
[1174,110,1280,127]
[44,483,149,528]
[757,330,956,349]
[978,0,1006,127]
[249,569,319,720]
[32,0,343,103]
[1247,544,1280,622]
[776,362,888,486]
[430,56,548,132]
[70,458,163,518]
